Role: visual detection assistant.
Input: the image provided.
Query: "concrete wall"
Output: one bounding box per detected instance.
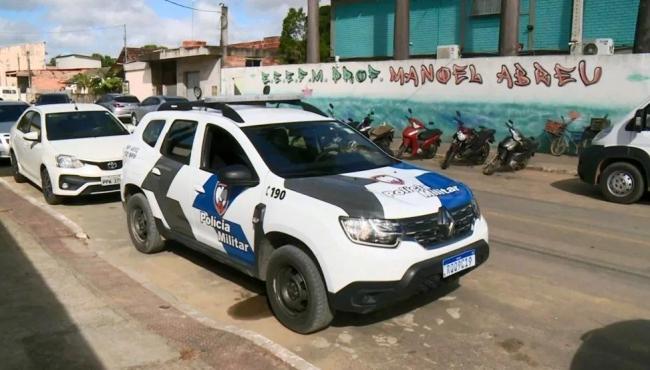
[175,56,221,99]
[55,56,102,69]
[0,42,46,87]
[222,54,650,150]
[332,0,640,58]
[124,62,154,101]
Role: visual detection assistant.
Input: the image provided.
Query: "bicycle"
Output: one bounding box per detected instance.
[544,117,585,156]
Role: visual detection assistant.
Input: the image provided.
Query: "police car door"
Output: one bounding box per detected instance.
[188,122,265,267]
[142,118,200,239]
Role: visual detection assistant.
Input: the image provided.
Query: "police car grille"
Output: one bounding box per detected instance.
[82,160,123,170]
[399,203,475,247]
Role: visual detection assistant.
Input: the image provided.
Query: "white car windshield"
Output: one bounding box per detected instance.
[46,111,129,141]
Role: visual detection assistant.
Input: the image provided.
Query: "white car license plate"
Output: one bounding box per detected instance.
[101,175,121,186]
[442,249,476,278]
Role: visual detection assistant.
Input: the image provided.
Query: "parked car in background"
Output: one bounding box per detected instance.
[0,101,29,158]
[0,86,21,101]
[96,93,140,124]
[34,93,73,106]
[131,95,188,125]
[9,104,132,204]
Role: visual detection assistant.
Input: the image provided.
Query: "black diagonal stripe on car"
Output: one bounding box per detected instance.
[142,156,194,238]
[284,175,384,218]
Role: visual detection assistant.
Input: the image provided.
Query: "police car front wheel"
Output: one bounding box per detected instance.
[126,193,165,254]
[266,245,333,334]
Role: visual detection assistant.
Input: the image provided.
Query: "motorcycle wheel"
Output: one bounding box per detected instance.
[424,145,439,159]
[396,144,406,159]
[476,143,491,165]
[441,147,455,169]
[550,137,568,156]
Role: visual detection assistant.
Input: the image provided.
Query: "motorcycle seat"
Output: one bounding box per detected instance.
[418,129,441,140]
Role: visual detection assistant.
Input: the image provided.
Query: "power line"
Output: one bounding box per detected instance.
[0,24,125,36]
[162,0,221,13]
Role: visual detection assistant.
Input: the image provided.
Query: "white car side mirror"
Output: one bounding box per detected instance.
[126,124,135,134]
[24,131,40,142]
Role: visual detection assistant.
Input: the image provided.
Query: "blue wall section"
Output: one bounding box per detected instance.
[583,0,640,48]
[332,0,640,58]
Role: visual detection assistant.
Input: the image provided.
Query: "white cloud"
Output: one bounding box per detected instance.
[0,0,330,57]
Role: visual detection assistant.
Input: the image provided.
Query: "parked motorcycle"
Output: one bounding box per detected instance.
[329,103,395,155]
[396,108,442,159]
[441,111,496,169]
[483,120,539,175]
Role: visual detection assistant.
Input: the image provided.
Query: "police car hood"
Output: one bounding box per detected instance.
[284,162,473,219]
[0,120,14,133]
[48,135,130,162]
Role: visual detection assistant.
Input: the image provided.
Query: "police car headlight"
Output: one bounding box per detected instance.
[471,197,481,218]
[340,217,402,248]
[56,155,83,169]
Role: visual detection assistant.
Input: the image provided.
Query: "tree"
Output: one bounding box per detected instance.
[142,44,168,50]
[70,69,123,95]
[278,6,331,64]
[91,53,116,68]
[279,7,307,64]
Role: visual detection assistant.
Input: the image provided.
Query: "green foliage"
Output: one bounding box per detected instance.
[279,7,307,64]
[91,53,116,68]
[279,6,331,64]
[142,44,168,50]
[71,70,122,95]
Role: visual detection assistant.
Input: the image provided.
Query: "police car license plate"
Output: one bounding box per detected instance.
[101,175,121,186]
[442,249,476,278]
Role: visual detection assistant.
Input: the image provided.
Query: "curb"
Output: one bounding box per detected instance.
[525,165,578,176]
[0,178,317,370]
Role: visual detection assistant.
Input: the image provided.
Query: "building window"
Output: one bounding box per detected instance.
[245,59,261,67]
[472,0,501,16]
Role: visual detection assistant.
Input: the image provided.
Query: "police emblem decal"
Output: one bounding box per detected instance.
[437,207,456,238]
[214,182,229,216]
[371,175,405,185]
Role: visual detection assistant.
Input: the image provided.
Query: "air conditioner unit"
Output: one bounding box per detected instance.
[573,38,615,56]
[437,45,460,60]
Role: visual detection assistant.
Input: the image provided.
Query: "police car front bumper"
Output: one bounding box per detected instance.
[329,240,489,313]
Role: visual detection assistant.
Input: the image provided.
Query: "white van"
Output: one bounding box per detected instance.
[0,86,21,101]
[578,98,650,204]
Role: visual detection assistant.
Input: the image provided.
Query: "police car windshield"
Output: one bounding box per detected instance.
[46,111,129,141]
[243,120,398,178]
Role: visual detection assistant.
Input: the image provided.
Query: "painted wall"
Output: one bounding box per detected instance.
[55,56,102,69]
[0,42,46,87]
[124,62,154,101]
[332,0,640,58]
[221,54,650,150]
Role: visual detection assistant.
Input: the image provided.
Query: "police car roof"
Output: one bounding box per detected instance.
[147,105,331,127]
[31,103,107,114]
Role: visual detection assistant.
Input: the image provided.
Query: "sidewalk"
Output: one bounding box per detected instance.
[0,183,303,370]
[396,142,579,175]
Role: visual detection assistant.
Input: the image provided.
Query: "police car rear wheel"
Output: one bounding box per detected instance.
[266,245,333,334]
[126,193,165,253]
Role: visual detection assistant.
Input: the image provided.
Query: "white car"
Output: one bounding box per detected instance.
[120,97,489,334]
[9,104,132,204]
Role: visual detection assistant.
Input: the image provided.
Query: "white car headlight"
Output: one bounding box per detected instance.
[56,154,84,169]
[340,217,402,248]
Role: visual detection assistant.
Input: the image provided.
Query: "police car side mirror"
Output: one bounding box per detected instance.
[217,164,259,187]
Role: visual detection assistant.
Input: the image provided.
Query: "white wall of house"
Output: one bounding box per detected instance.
[124,62,154,101]
[0,42,46,88]
[55,56,101,69]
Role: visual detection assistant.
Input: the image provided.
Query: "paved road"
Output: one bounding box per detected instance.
[1,159,649,370]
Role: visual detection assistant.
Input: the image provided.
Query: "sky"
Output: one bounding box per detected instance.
[0,0,324,60]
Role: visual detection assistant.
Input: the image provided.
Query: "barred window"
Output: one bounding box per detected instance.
[472,0,501,16]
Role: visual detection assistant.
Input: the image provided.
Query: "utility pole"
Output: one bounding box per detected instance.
[191,0,195,40]
[123,24,128,65]
[307,0,320,63]
[499,0,520,56]
[634,0,650,53]
[26,50,32,92]
[393,0,410,60]
[220,3,229,58]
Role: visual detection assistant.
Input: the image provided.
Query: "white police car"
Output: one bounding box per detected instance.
[120,96,489,333]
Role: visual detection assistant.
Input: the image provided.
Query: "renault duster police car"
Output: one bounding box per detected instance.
[120,97,489,333]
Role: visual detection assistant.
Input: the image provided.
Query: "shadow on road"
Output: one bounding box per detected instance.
[0,158,12,177]
[0,221,103,369]
[551,178,650,204]
[332,281,460,328]
[571,320,650,370]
